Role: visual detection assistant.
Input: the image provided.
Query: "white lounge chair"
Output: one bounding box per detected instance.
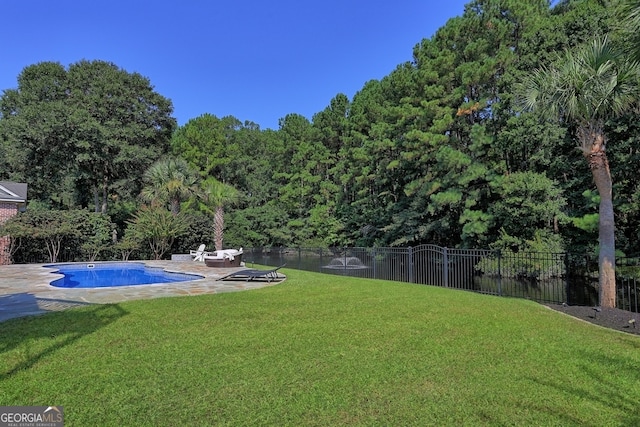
[190,244,207,262]
[214,248,242,261]
[203,248,244,267]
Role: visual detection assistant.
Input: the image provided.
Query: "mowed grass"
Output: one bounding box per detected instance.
[1,269,639,426]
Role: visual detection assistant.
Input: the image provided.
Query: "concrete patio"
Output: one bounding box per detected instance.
[0,260,284,322]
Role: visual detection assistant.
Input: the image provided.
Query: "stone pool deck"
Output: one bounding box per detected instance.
[0,261,284,323]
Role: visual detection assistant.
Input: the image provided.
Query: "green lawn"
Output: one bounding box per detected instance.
[1,269,639,426]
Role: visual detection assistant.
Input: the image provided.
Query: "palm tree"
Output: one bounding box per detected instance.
[201,177,240,251]
[518,37,640,308]
[140,157,201,215]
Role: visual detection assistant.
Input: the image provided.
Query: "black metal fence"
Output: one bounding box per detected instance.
[9,242,639,313]
[244,245,640,313]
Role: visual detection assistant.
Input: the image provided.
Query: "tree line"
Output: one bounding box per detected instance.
[1,0,640,307]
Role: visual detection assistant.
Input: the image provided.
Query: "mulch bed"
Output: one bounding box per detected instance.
[546,304,640,336]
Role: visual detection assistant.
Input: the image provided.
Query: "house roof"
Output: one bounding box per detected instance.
[0,181,28,203]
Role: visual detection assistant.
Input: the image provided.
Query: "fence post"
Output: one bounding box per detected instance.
[372,247,377,280]
[497,250,502,296]
[443,247,449,288]
[344,248,348,272]
[408,247,414,283]
[564,253,569,305]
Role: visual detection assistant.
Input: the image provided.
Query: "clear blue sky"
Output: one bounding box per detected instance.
[2,0,469,130]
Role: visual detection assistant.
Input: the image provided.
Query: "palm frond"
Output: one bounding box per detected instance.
[517,36,640,124]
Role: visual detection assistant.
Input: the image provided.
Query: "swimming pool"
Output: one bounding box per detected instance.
[45,262,204,288]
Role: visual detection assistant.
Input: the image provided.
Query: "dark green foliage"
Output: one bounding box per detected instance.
[164,0,636,255]
[2,0,639,258]
[171,211,216,254]
[0,60,176,213]
[170,114,239,180]
[0,63,75,205]
[139,157,201,215]
[607,113,640,255]
[485,171,569,254]
[126,206,189,260]
[225,203,291,248]
[1,208,115,263]
[614,0,640,61]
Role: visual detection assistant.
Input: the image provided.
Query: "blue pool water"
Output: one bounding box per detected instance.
[45,262,203,288]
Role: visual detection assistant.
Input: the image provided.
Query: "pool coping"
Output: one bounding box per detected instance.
[0,260,284,322]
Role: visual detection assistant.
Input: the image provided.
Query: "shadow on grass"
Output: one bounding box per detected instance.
[526,344,640,426]
[0,293,94,323]
[0,301,128,380]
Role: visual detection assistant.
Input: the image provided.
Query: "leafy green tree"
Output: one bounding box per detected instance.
[171,114,239,180]
[127,206,188,259]
[310,95,351,246]
[518,37,640,308]
[0,60,176,212]
[139,157,201,215]
[29,210,80,263]
[606,114,640,254]
[312,93,350,154]
[273,113,343,246]
[78,213,115,262]
[113,231,143,261]
[0,218,29,263]
[479,228,566,280]
[171,211,216,254]
[169,115,292,248]
[225,203,290,248]
[335,77,410,246]
[0,208,113,262]
[0,62,76,205]
[223,125,280,205]
[67,60,176,213]
[487,171,568,248]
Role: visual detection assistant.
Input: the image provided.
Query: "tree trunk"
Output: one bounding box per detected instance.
[170,198,180,216]
[581,128,616,308]
[93,186,100,213]
[101,176,108,214]
[214,206,224,251]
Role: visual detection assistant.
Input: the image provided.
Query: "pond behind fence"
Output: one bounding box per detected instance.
[244,245,640,313]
